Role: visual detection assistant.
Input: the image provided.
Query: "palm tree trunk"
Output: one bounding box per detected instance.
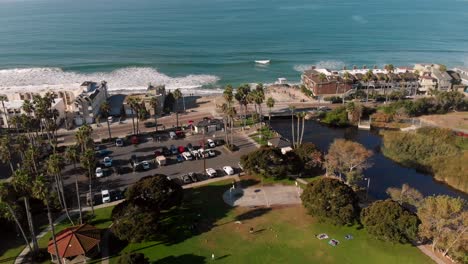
[46,200,62,264]
[296,114,300,147]
[6,204,33,253]
[24,197,39,253]
[106,120,112,140]
[175,100,179,128]
[88,167,94,215]
[135,115,140,135]
[2,102,9,129]
[58,174,74,225]
[131,111,136,135]
[54,175,64,209]
[224,117,229,145]
[8,161,14,175]
[268,108,272,125]
[230,117,234,147]
[301,116,305,144]
[291,113,295,149]
[73,163,83,224]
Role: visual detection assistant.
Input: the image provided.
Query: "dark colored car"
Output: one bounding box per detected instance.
[186,143,194,152]
[188,172,198,182]
[131,135,139,144]
[95,149,112,157]
[176,154,184,163]
[170,145,178,155]
[144,121,157,128]
[154,150,162,156]
[214,139,225,146]
[175,131,185,138]
[162,147,171,156]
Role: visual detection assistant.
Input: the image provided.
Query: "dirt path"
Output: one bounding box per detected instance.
[223,185,303,207]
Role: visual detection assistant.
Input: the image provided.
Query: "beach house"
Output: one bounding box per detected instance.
[0,98,66,128]
[74,81,109,125]
[301,68,353,96]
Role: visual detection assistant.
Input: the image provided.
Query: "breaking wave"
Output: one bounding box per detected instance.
[0,67,220,94]
[294,60,346,72]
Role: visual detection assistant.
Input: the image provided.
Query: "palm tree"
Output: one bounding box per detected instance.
[254,84,265,126]
[296,112,306,145]
[75,124,93,152]
[365,70,374,102]
[173,89,183,128]
[11,169,39,254]
[80,149,96,215]
[266,97,275,124]
[226,105,237,146]
[0,182,33,254]
[149,97,160,132]
[65,146,83,224]
[289,106,296,148]
[126,97,138,135]
[235,84,250,128]
[342,71,351,104]
[0,135,14,173]
[0,95,9,129]
[33,176,62,264]
[46,154,74,225]
[100,102,112,140]
[128,97,142,134]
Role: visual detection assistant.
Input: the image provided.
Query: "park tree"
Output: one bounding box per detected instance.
[418,195,467,261]
[301,177,359,225]
[240,147,296,180]
[117,253,150,264]
[293,143,324,176]
[361,200,419,243]
[325,139,373,187]
[386,184,423,211]
[126,175,183,211]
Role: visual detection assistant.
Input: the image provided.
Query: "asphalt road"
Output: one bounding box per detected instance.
[61,130,257,205]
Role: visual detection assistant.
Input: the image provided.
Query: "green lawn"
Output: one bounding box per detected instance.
[0,206,114,264]
[108,180,432,264]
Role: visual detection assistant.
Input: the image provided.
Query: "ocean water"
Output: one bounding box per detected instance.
[0,0,468,93]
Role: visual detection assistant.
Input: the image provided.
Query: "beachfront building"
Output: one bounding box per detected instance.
[414,64,453,93]
[454,67,468,85]
[301,68,353,96]
[74,81,109,125]
[123,84,166,117]
[0,98,66,128]
[194,118,224,134]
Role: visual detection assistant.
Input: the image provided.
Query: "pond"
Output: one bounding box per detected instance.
[270,119,467,200]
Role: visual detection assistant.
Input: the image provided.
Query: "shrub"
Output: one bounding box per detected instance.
[292,143,324,176]
[361,200,419,243]
[301,177,359,225]
[323,96,342,104]
[321,106,349,127]
[111,201,160,242]
[117,253,150,264]
[240,147,297,179]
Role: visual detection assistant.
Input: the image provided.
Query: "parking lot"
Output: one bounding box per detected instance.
[62,130,258,205]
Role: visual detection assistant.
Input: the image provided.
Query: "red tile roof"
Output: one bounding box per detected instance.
[47,224,101,258]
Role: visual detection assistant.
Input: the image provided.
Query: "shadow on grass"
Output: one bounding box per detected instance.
[151,254,206,264]
[235,207,272,221]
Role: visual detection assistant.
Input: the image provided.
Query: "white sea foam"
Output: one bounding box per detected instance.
[0,67,220,94]
[294,60,346,72]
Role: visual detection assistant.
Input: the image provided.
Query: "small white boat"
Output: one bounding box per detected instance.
[255,60,270,65]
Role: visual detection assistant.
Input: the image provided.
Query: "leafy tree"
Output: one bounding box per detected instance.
[117,253,150,264]
[293,143,323,176]
[126,175,183,211]
[386,184,423,211]
[361,199,419,243]
[111,201,160,243]
[163,92,175,114]
[322,106,349,127]
[418,195,467,260]
[325,139,373,186]
[301,177,359,225]
[0,135,15,173]
[240,147,297,180]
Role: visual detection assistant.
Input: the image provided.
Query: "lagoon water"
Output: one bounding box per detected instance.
[0,0,468,92]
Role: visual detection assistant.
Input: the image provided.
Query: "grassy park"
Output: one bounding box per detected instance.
[107,180,432,264]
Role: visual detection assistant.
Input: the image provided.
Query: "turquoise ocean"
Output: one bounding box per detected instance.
[0,0,468,93]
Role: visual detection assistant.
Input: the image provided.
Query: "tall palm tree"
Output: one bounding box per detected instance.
[126,97,138,135]
[0,135,14,173]
[149,97,160,132]
[173,89,183,128]
[226,105,237,146]
[235,84,250,128]
[65,146,82,224]
[0,95,9,129]
[365,70,374,102]
[100,102,112,140]
[33,176,62,264]
[247,90,258,121]
[295,112,307,145]
[266,97,275,124]
[254,84,265,126]
[0,182,33,253]
[80,149,96,215]
[75,124,93,153]
[11,169,39,254]
[289,106,296,149]
[342,71,351,104]
[46,154,74,225]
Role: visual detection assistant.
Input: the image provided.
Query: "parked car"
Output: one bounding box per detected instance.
[115,138,124,147]
[206,168,217,178]
[214,139,225,146]
[207,139,216,148]
[178,146,186,154]
[191,150,200,159]
[162,147,171,156]
[141,161,151,170]
[198,149,209,158]
[156,155,166,166]
[182,151,193,161]
[223,166,234,175]
[131,135,139,144]
[175,131,185,138]
[208,149,216,157]
[169,131,177,139]
[101,190,111,203]
[154,150,162,156]
[182,175,192,184]
[176,154,184,163]
[95,167,104,178]
[186,143,194,151]
[188,172,198,182]
[95,149,112,157]
[103,157,112,167]
[170,145,178,155]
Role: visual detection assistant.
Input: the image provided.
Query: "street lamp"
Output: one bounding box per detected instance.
[363,177,371,201]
